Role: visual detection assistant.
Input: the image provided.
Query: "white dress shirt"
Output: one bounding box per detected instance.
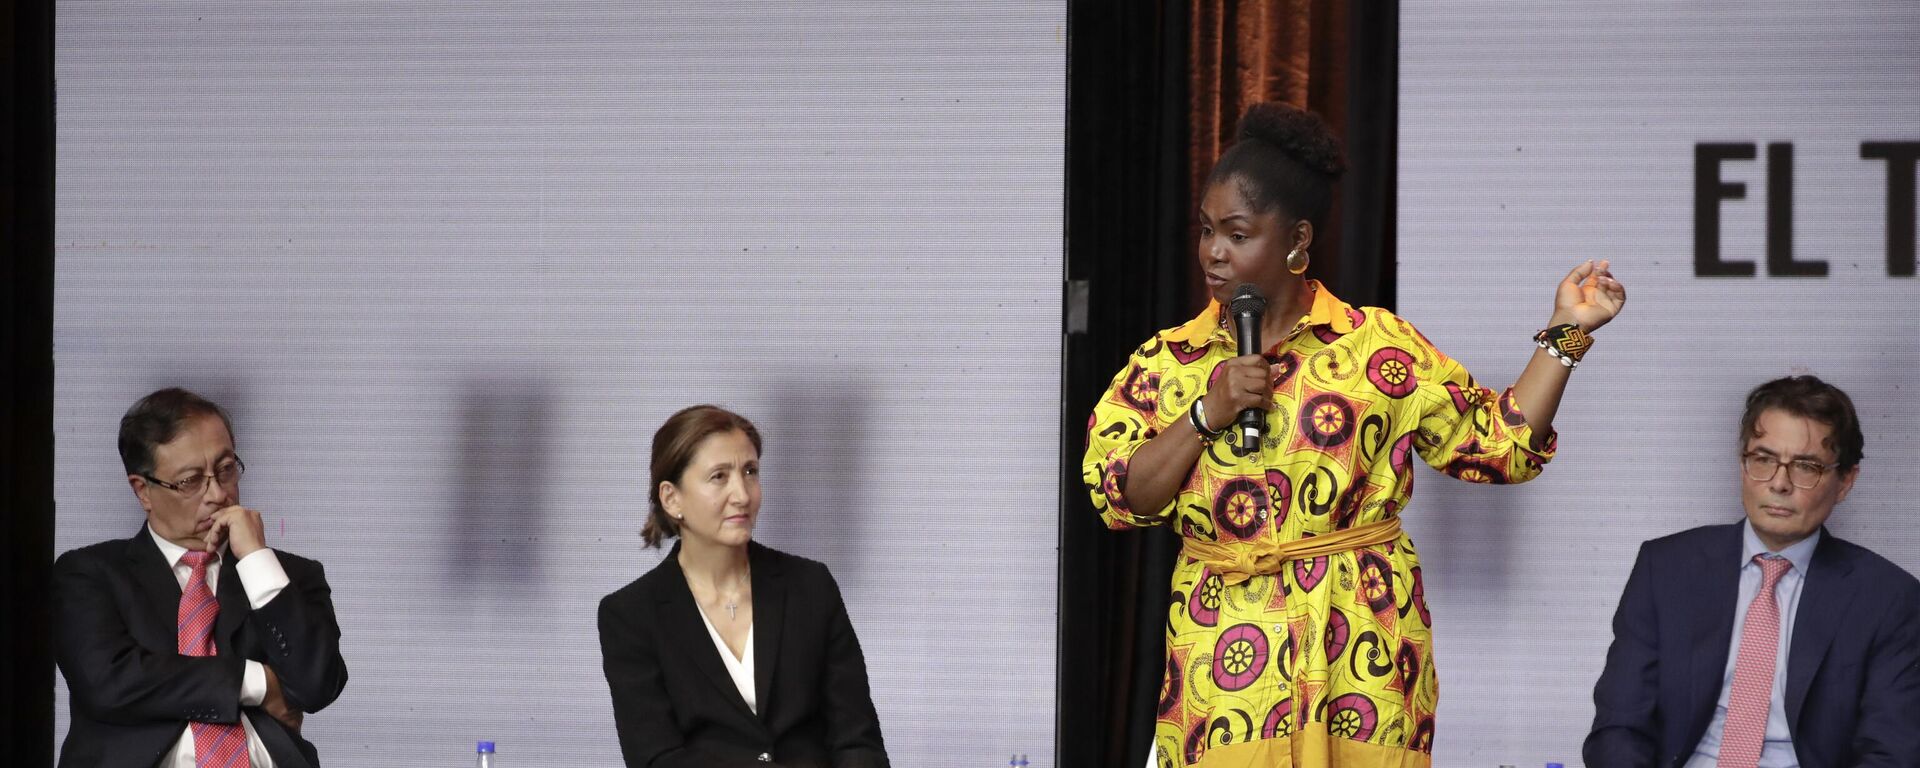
[1684,520,1819,768]
[696,608,757,715]
[149,526,290,768]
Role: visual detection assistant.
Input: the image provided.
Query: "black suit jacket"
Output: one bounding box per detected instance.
[54,528,349,768]
[1585,522,1920,768]
[598,542,889,768]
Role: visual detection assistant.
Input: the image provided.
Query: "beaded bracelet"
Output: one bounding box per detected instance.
[1535,323,1594,368]
[1190,398,1225,444]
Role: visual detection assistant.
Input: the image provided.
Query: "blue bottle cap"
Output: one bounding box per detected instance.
[1547,764,1564,768]
[477,741,496,753]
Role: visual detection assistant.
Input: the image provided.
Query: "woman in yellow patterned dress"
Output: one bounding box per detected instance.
[1083,103,1626,768]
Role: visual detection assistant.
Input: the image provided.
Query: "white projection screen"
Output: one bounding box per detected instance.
[1400,1,1920,765]
[53,2,1062,765]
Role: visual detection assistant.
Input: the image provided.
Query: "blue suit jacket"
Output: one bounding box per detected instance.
[1584,522,1920,768]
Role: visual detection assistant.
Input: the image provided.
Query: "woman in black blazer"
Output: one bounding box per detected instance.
[598,405,889,768]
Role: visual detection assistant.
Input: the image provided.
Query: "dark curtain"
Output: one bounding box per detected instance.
[1059,2,1396,766]
[1060,1,1193,766]
[1,0,57,763]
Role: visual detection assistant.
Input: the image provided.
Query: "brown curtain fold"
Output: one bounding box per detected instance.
[1187,0,1353,310]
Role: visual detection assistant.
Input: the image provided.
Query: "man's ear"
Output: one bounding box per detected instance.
[128,474,158,514]
[1834,465,1859,505]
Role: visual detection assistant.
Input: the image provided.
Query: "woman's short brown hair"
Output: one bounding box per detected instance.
[642,405,764,548]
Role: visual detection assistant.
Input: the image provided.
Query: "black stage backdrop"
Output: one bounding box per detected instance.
[1058,1,1396,765]
[2,0,56,764]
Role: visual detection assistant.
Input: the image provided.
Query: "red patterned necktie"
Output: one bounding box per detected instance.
[178,551,253,768]
[1717,554,1792,768]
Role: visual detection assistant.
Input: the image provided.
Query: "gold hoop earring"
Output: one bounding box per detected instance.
[1286,248,1310,275]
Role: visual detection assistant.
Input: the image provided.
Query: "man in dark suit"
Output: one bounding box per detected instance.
[1585,375,1920,768]
[54,388,348,768]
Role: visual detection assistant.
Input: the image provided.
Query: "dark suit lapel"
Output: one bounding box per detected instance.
[1686,523,1744,735]
[213,547,249,654]
[655,546,759,723]
[1784,531,1855,727]
[123,528,183,646]
[750,543,786,724]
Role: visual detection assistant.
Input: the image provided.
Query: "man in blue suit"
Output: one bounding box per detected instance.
[1584,375,1920,768]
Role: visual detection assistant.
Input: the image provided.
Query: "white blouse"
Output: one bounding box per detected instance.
[696,608,756,714]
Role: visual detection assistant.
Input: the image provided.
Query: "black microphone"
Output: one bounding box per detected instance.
[1229,283,1268,453]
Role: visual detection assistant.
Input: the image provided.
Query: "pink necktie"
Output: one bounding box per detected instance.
[178,551,253,768]
[1717,555,1792,768]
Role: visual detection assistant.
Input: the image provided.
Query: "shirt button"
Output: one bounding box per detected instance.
[1257,510,1267,519]
[1272,624,1284,633]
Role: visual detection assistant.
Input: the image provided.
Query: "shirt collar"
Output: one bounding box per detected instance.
[1162,280,1356,348]
[1740,518,1819,574]
[146,524,210,570]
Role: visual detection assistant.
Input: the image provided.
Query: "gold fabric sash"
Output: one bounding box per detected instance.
[1183,517,1403,586]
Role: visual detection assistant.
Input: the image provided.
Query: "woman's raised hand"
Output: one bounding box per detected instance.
[1553,259,1627,332]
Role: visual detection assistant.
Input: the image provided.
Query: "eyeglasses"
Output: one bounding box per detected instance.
[1741,452,1838,490]
[143,457,245,497]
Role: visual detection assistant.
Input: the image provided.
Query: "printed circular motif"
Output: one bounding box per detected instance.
[1120,364,1161,412]
[1157,654,1182,716]
[1313,325,1345,344]
[1410,716,1436,752]
[1323,607,1351,663]
[1357,551,1395,614]
[1498,389,1528,427]
[1333,475,1368,529]
[1156,373,1198,422]
[1389,432,1417,482]
[1297,392,1356,448]
[1326,693,1379,741]
[1293,554,1329,593]
[1188,569,1222,627]
[1210,624,1270,692]
[1309,346,1360,383]
[1298,467,1339,518]
[1205,714,1245,748]
[1261,699,1293,739]
[1212,478,1270,539]
[1365,347,1418,398]
[1102,459,1131,513]
[1444,457,1509,485]
[1266,351,1300,390]
[1263,470,1293,530]
[1395,639,1421,689]
[1410,566,1431,626]
[1184,717,1208,763]
[1170,340,1211,365]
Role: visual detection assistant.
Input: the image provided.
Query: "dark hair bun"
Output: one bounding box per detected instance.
[1236,103,1344,177]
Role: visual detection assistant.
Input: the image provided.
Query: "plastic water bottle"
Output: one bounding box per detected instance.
[476,741,497,768]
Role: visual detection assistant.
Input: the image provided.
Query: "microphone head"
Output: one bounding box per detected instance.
[1229,283,1267,316]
